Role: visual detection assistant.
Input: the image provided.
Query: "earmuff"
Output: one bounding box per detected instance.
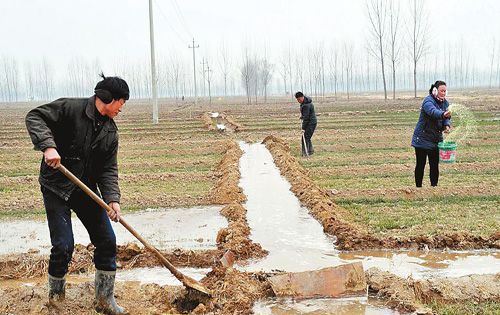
[94,89,113,104]
[432,86,438,97]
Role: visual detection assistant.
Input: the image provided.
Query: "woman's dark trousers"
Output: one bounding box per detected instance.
[414,147,439,187]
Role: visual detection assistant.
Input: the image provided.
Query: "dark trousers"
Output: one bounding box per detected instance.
[302,123,317,156]
[42,187,117,278]
[414,147,439,187]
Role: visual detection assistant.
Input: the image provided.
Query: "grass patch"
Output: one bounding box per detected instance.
[428,301,500,315]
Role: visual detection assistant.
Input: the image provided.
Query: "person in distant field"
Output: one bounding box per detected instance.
[25,73,129,315]
[295,91,317,157]
[411,80,452,187]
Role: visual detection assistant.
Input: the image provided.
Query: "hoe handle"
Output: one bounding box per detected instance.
[57,164,186,280]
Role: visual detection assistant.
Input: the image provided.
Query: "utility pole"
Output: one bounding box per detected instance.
[148,0,159,124]
[205,63,212,104]
[188,38,199,104]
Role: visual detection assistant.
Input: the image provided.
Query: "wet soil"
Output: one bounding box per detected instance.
[367,267,500,314]
[216,203,268,260]
[208,140,268,260]
[208,140,246,205]
[0,279,181,315]
[263,135,499,251]
[0,244,221,281]
[201,112,216,131]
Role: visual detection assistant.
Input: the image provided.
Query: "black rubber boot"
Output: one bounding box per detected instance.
[48,274,66,301]
[94,269,128,315]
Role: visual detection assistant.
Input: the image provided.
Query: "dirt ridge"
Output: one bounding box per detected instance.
[367,267,500,314]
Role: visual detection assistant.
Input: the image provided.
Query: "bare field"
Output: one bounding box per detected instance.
[1,93,499,239]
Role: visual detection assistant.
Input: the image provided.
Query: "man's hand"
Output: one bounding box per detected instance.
[443,125,451,133]
[443,110,452,119]
[44,147,61,169]
[107,202,122,222]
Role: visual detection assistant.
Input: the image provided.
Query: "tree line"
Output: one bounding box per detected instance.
[1,0,499,103]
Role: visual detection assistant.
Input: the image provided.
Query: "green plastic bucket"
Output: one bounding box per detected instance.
[438,141,457,163]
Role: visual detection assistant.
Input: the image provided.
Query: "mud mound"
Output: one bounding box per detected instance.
[0,280,180,315]
[201,266,272,314]
[263,135,499,250]
[367,268,500,314]
[220,113,243,132]
[262,135,379,250]
[209,140,246,204]
[201,112,215,130]
[216,203,268,260]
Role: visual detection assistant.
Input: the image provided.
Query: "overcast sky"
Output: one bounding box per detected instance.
[1,0,499,76]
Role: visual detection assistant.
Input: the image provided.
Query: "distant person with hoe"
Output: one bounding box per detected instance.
[295,91,317,157]
[25,74,130,315]
[411,80,452,187]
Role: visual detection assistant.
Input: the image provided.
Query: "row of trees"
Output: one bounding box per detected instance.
[1,1,499,103]
[1,37,498,104]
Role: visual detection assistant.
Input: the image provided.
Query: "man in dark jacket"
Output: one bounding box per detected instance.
[26,74,129,315]
[295,91,317,156]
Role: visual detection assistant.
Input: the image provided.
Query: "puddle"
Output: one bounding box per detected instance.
[0,206,226,255]
[1,267,211,288]
[253,297,402,315]
[339,249,500,279]
[116,266,211,286]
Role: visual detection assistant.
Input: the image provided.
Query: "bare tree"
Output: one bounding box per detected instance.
[295,52,305,92]
[169,54,182,100]
[343,42,354,100]
[241,47,256,104]
[286,44,294,99]
[408,0,428,97]
[40,57,54,101]
[259,54,274,103]
[366,0,388,100]
[278,59,288,96]
[328,45,339,100]
[217,41,231,97]
[24,61,35,101]
[489,38,496,88]
[387,0,402,99]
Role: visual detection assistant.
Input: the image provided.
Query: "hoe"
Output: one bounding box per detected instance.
[58,164,212,297]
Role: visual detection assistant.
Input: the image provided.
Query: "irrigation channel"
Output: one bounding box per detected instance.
[237,141,499,314]
[1,142,498,314]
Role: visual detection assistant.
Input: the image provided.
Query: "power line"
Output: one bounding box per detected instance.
[170,0,193,38]
[153,0,189,44]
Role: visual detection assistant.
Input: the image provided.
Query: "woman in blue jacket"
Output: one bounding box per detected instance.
[411,81,452,187]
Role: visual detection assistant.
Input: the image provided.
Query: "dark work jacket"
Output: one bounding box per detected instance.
[411,95,451,150]
[25,96,120,204]
[300,96,317,130]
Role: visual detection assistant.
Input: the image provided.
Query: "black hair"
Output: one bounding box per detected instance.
[295,91,304,98]
[94,72,130,103]
[429,80,446,95]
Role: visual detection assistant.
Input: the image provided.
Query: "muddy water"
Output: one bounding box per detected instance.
[116,266,211,286]
[0,206,226,255]
[253,297,401,315]
[339,249,500,279]
[238,141,343,272]
[238,142,499,314]
[1,266,211,288]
